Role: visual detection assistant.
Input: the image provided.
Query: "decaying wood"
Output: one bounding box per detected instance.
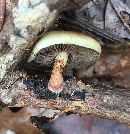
[0,71,130,125]
[0,0,68,103]
[0,0,68,80]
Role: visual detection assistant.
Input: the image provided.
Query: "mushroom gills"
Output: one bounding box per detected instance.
[28,31,102,94]
[31,44,100,69]
[28,31,101,62]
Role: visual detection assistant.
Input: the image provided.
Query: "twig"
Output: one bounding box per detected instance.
[59,9,126,44]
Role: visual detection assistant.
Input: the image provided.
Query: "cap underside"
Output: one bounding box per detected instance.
[30,44,100,69]
[28,31,101,62]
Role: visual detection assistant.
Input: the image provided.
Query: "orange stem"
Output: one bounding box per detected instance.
[48,59,66,93]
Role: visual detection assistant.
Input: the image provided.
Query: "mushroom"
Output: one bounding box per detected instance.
[28,31,101,93]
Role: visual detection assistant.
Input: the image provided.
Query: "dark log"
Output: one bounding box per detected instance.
[0,71,129,125]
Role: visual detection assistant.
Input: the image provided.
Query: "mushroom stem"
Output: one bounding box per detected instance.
[48,52,68,93]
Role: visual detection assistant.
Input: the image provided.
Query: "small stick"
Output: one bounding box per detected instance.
[59,9,125,44]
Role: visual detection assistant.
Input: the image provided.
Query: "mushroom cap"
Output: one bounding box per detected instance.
[28,31,101,69]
